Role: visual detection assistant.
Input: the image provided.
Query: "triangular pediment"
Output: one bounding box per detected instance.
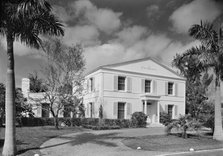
[103,57,183,79]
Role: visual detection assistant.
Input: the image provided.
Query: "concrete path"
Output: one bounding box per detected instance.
[40,127,173,156]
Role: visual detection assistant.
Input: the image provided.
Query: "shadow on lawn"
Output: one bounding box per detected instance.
[17,132,129,155]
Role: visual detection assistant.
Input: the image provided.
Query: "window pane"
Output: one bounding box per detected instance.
[168,105,173,119]
[145,80,151,93]
[168,82,173,95]
[118,102,125,119]
[42,103,50,118]
[118,76,125,90]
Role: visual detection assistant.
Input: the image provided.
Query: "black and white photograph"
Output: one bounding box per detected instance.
[0,0,223,155]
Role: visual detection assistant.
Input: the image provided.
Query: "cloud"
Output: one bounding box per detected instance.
[112,25,149,46]
[64,25,100,46]
[84,31,200,73]
[169,0,222,34]
[72,0,122,34]
[53,5,72,23]
[147,5,160,19]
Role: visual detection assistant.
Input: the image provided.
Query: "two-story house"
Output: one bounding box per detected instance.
[83,57,186,125]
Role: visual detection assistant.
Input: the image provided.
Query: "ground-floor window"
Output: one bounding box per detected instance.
[118,102,125,119]
[64,105,71,117]
[42,103,50,118]
[90,102,93,118]
[168,105,173,119]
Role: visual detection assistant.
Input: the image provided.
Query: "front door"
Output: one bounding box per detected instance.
[147,102,156,123]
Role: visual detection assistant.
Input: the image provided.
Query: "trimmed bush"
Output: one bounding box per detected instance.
[131,112,147,128]
[160,112,172,126]
[83,124,120,130]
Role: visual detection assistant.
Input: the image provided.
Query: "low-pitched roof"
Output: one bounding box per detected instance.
[86,57,185,79]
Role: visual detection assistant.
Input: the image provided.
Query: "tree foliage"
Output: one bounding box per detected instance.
[31,39,85,129]
[28,71,48,93]
[173,21,223,140]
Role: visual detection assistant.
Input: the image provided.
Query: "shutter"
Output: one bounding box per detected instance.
[92,102,94,117]
[175,83,178,96]
[92,77,95,91]
[153,80,157,94]
[127,103,132,115]
[113,102,118,118]
[141,79,145,93]
[165,105,168,113]
[114,76,118,91]
[127,77,132,92]
[165,82,168,95]
[175,105,178,116]
[87,79,89,92]
[87,103,90,117]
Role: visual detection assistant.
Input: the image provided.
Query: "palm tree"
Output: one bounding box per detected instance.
[0,0,64,155]
[173,21,223,141]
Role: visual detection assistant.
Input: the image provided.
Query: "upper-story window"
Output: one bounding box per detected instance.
[118,76,126,91]
[145,80,151,93]
[89,77,94,91]
[168,82,174,95]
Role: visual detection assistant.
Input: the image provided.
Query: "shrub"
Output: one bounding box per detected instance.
[131,112,147,128]
[82,124,120,130]
[160,112,172,126]
[166,115,202,138]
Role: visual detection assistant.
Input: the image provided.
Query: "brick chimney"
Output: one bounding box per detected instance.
[22,78,30,98]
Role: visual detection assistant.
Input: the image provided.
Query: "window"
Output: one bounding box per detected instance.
[168,82,174,95]
[118,76,126,91]
[64,105,71,117]
[145,80,151,93]
[42,103,50,118]
[118,102,125,119]
[168,105,173,119]
[89,102,93,118]
[90,78,94,91]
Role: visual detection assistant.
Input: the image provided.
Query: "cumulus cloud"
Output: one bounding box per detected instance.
[169,0,222,34]
[72,0,122,34]
[112,25,149,46]
[64,25,100,46]
[84,32,199,73]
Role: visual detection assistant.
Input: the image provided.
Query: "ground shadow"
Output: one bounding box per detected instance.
[17,132,131,155]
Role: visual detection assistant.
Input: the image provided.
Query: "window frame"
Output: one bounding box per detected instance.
[168,82,174,95]
[145,79,152,93]
[118,102,125,119]
[118,76,126,91]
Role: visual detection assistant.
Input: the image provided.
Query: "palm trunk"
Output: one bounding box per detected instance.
[2,33,17,156]
[213,78,223,140]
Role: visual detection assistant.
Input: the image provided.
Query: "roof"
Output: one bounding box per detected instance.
[86,57,185,80]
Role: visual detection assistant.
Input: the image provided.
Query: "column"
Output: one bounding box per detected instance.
[157,101,160,123]
[144,100,147,115]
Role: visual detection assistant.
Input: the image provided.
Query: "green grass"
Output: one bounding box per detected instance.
[0,126,85,156]
[122,133,223,152]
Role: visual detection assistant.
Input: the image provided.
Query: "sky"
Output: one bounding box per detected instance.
[0,0,223,87]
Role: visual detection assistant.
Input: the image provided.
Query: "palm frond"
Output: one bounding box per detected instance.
[189,21,218,49]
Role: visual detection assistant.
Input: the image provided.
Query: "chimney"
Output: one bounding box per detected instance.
[22,78,30,98]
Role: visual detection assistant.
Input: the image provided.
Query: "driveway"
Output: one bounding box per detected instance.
[40,127,223,156]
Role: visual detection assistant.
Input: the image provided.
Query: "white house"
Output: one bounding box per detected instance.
[83,57,186,125]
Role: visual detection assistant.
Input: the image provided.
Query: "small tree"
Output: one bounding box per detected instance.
[38,39,85,129]
[166,115,202,139]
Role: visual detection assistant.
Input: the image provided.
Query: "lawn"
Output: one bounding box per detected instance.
[122,133,223,153]
[0,126,86,156]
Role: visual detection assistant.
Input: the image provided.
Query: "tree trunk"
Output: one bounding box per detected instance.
[54,116,59,130]
[2,33,17,156]
[213,79,223,140]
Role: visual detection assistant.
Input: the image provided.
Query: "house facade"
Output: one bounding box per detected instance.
[83,57,186,125]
